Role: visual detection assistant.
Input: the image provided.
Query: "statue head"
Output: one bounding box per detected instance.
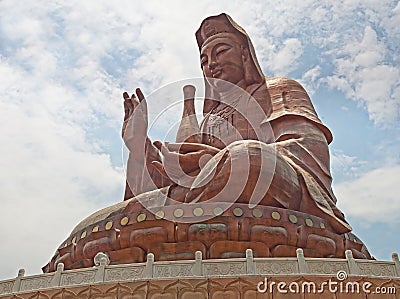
[196,13,265,114]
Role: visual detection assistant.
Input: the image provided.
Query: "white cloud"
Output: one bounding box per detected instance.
[300,65,321,95]
[330,150,367,181]
[0,58,124,279]
[245,1,400,127]
[265,38,304,75]
[325,25,400,126]
[0,2,128,278]
[335,165,400,224]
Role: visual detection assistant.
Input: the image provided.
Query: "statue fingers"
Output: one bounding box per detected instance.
[154,141,172,158]
[130,94,139,110]
[165,143,183,153]
[153,140,163,152]
[166,142,194,154]
[166,142,219,154]
[123,91,130,100]
[151,161,169,178]
[135,87,148,119]
[135,87,145,101]
[123,92,133,121]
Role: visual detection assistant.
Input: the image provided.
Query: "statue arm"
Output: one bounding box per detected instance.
[151,141,220,182]
[261,77,336,202]
[265,77,332,143]
[122,89,170,200]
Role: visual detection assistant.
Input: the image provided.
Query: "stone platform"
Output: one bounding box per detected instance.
[1,249,399,298]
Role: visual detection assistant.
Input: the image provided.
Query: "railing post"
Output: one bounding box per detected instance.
[345,250,359,275]
[94,252,110,282]
[392,253,400,277]
[296,248,307,274]
[12,269,25,293]
[246,249,255,274]
[144,253,154,278]
[51,263,64,287]
[193,251,203,276]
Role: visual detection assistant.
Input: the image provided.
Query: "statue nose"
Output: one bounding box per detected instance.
[208,60,218,70]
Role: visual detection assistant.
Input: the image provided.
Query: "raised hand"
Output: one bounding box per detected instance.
[123,87,155,197]
[122,88,148,153]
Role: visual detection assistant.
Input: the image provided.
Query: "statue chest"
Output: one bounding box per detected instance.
[201,102,260,148]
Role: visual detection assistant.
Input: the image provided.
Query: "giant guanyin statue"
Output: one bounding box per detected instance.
[43,13,371,273]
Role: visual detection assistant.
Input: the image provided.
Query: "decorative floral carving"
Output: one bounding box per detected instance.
[154,264,193,278]
[255,260,297,274]
[61,270,96,286]
[20,275,53,291]
[105,266,144,281]
[307,261,349,274]
[204,262,245,276]
[0,281,13,295]
[357,262,396,277]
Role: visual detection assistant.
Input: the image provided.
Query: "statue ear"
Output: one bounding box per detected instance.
[241,45,264,85]
[241,45,250,62]
[242,46,258,84]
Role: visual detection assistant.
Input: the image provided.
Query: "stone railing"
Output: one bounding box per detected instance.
[1,249,399,296]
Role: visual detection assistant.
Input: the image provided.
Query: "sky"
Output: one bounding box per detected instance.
[0,0,399,280]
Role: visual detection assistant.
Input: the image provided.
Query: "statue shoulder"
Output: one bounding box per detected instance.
[265,76,312,115]
[264,76,333,144]
[265,77,308,97]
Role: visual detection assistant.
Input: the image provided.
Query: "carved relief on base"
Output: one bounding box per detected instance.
[43,203,372,273]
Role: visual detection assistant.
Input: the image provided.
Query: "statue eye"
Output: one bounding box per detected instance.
[216,46,230,56]
[201,59,208,67]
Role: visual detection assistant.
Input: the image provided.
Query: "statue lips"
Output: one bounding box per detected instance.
[211,69,222,78]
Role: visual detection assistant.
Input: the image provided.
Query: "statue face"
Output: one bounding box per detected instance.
[200,36,245,87]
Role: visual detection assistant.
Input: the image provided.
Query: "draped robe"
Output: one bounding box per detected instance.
[184,76,351,234]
